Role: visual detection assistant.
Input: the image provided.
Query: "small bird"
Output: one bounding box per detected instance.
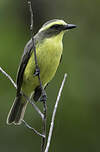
[7,19,76,125]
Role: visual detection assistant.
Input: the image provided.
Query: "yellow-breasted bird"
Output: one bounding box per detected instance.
[7,19,76,125]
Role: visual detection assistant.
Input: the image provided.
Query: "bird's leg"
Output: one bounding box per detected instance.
[39,88,47,102]
[39,83,49,102]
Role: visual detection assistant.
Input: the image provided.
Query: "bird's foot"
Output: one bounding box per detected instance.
[39,90,47,102]
[34,66,40,76]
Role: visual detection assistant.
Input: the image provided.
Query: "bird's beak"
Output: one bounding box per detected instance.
[64,24,77,30]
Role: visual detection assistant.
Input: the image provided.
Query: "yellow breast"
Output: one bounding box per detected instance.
[22,32,64,95]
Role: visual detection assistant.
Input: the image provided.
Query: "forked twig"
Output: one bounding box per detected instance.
[22,120,45,138]
[23,93,44,119]
[45,74,67,152]
[0,66,67,151]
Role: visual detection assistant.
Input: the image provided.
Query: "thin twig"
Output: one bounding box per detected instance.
[28,1,43,92]
[28,1,39,72]
[0,67,17,89]
[28,1,45,119]
[28,1,47,151]
[22,120,45,138]
[45,73,67,152]
[41,101,47,152]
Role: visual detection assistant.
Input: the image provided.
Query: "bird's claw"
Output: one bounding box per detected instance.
[39,91,47,102]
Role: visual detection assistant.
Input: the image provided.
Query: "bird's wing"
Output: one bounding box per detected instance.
[16,39,34,95]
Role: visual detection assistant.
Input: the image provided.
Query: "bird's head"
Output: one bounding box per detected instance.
[37,19,76,40]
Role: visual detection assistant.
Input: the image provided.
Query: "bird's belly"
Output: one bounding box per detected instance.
[22,39,62,95]
[38,50,61,84]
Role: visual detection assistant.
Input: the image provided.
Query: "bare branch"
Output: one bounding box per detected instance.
[22,120,45,138]
[28,1,39,72]
[41,101,47,152]
[28,1,33,32]
[28,1,47,151]
[0,66,17,89]
[45,73,67,152]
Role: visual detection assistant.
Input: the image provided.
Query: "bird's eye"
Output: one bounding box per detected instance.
[50,24,60,29]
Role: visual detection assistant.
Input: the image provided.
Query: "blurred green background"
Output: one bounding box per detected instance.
[0,0,99,152]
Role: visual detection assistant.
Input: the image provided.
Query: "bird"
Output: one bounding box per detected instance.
[6,19,76,125]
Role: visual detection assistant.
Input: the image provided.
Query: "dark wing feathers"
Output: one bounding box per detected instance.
[16,39,33,95]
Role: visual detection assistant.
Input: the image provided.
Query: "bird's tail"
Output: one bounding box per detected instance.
[7,94,27,125]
